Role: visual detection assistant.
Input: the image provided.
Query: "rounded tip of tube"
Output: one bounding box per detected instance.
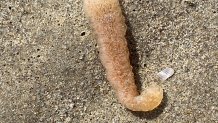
[131,83,163,111]
[140,83,163,111]
[125,83,163,112]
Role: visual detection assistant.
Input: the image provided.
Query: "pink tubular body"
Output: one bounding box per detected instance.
[84,0,163,111]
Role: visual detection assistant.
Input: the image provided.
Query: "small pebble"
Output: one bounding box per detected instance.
[157,68,174,81]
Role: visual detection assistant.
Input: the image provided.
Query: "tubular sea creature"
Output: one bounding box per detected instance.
[84,0,163,111]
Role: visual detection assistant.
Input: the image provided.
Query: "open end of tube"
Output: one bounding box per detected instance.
[120,83,163,112]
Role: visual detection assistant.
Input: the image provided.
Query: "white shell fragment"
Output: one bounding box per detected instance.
[157,68,174,81]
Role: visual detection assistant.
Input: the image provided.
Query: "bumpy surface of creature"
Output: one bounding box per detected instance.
[84,0,163,111]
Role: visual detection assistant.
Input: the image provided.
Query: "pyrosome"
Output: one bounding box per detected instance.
[84,0,163,111]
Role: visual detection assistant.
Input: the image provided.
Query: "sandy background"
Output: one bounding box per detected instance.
[0,0,217,122]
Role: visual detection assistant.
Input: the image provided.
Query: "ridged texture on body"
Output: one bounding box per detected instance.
[84,0,163,111]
